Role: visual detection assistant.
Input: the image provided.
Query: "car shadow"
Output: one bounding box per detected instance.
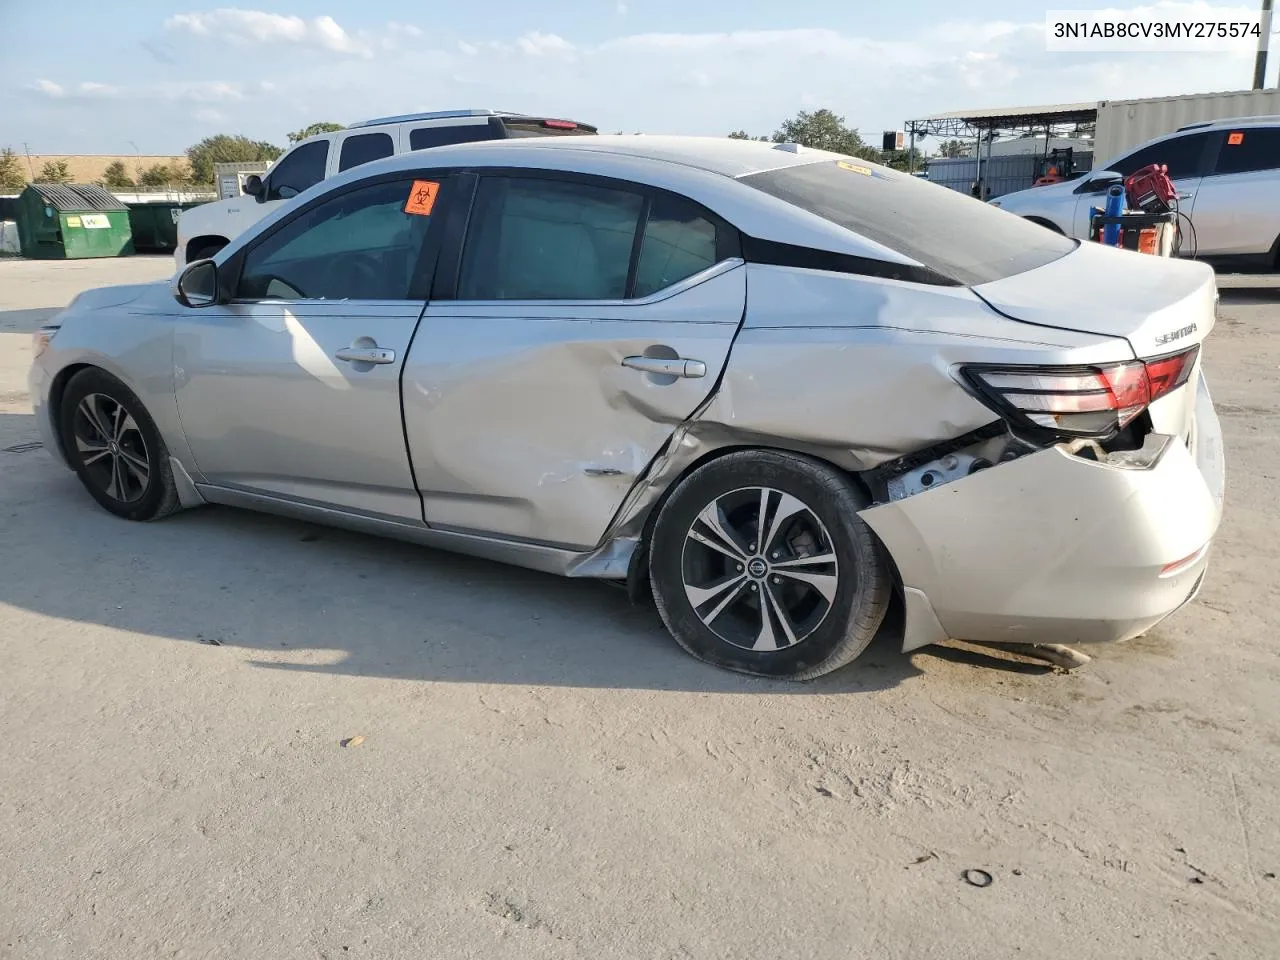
[0,409,1016,695]
[1217,286,1280,306]
[0,307,63,335]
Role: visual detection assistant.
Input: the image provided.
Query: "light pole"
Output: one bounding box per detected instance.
[127,141,141,185]
[1255,0,1274,89]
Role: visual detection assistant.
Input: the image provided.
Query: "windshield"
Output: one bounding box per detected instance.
[740,160,1077,286]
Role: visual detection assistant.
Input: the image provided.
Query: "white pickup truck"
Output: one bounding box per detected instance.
[175,108,597,268]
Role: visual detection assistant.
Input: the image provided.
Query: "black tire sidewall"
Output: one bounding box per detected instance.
[60,369,172,522]
[650,451,884,678]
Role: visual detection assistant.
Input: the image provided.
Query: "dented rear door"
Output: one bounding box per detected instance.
[402,264,744,549]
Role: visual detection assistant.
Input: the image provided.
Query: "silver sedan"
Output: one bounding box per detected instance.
[28,136,1226,679]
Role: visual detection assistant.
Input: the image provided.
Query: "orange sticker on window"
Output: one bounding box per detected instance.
[1228,132,1244,145]
[404,180,440,216]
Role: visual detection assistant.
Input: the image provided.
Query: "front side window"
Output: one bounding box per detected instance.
[266,140,329,201]
[1108,132,1211,179]
[458,177,644,300]
[1212,127,1280,176]
[237,178,440,300]
[742,160,1075,286]
[339,132,394,172]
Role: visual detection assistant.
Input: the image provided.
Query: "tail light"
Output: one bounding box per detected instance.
[542,119,578,130]
[960,345,1198,438]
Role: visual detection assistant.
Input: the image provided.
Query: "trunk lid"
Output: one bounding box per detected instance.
[971,241,1218,443]
[970,240,1216,359]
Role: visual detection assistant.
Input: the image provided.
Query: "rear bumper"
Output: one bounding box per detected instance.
[861,372,1225,651]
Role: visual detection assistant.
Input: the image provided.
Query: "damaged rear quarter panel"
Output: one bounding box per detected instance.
[602,264,1137,542]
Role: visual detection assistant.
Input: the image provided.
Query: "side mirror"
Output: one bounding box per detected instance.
[277,185,299,200]
[173,259,218,308]
[243,174,264,199]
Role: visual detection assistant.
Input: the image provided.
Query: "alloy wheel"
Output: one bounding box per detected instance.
[72,392,151,503]
[680,486,840,652]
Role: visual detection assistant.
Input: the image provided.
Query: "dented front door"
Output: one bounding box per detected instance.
[402,264,745,549]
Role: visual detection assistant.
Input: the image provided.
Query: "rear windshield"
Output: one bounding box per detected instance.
[740,160,1077,286]
[501,118,598,139]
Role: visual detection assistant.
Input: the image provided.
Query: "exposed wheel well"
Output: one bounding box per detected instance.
[1023,216,1065,234]
[47,363,99,465]
[185,235,229,262]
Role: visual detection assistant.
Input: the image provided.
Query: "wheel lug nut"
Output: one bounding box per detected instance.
[750,584,758,592]
[736,564,743,571]
[773,577,781,584]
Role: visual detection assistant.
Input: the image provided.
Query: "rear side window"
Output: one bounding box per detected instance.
[633,195,720,297]
[266,140,329,200]
[409,124,496,151]
[741,160,1076,286]
[339,132,394,172]
[1109,132,1211,179]
[1213,127,1280,175]
[458,177,643,300]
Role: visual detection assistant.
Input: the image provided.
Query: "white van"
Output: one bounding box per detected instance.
[175,109,598,267]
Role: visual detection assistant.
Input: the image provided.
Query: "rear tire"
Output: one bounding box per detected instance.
[59,368,180,522]
[649,450,891,679]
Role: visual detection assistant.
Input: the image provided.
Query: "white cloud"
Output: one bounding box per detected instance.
[31,79,65,97]
[516,31,574,57]
[616,1,628,13]
[458,40,478,56]
[166,8,373,57]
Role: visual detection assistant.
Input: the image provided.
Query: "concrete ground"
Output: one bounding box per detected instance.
[1,256,1278,960]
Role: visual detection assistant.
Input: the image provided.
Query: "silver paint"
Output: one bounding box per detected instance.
[29,136,1227,658]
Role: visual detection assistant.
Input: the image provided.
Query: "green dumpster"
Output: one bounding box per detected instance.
[15,183,134,259]
[127,201,202,252]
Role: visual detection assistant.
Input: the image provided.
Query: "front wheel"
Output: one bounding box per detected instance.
[649,450,891,679]
[59,368,181,522]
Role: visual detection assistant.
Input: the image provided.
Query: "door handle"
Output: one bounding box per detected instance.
[335,345,396,365]
[621,356,707,379]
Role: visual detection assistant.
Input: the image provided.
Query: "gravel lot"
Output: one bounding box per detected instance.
[2,256,1278,959]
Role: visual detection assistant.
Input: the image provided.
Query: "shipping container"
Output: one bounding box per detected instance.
[1094,89,1280,165]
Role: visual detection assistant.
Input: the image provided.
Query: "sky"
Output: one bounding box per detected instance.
[0,1,1274,156]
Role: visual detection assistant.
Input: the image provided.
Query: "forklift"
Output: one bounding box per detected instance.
[1032,147,1076,187]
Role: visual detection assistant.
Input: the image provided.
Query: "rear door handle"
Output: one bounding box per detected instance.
[335,346,396,365]
[621,356,707,379]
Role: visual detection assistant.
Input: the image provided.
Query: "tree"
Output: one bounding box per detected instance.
[879,147,926,172]
[0,147,25,190]
[937,139,968,158]
[102,160,134,189]
[287,121,343,144]
[38,159,72,183]
[137,163,177,188]
[186,134,282,185]
[727,130,769,141]
[770,109,877,159]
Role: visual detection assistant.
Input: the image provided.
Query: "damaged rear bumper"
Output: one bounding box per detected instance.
[860,376,1225,652]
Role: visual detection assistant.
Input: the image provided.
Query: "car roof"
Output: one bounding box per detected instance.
[1174,114,1280,132]
[363,134,841,180]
